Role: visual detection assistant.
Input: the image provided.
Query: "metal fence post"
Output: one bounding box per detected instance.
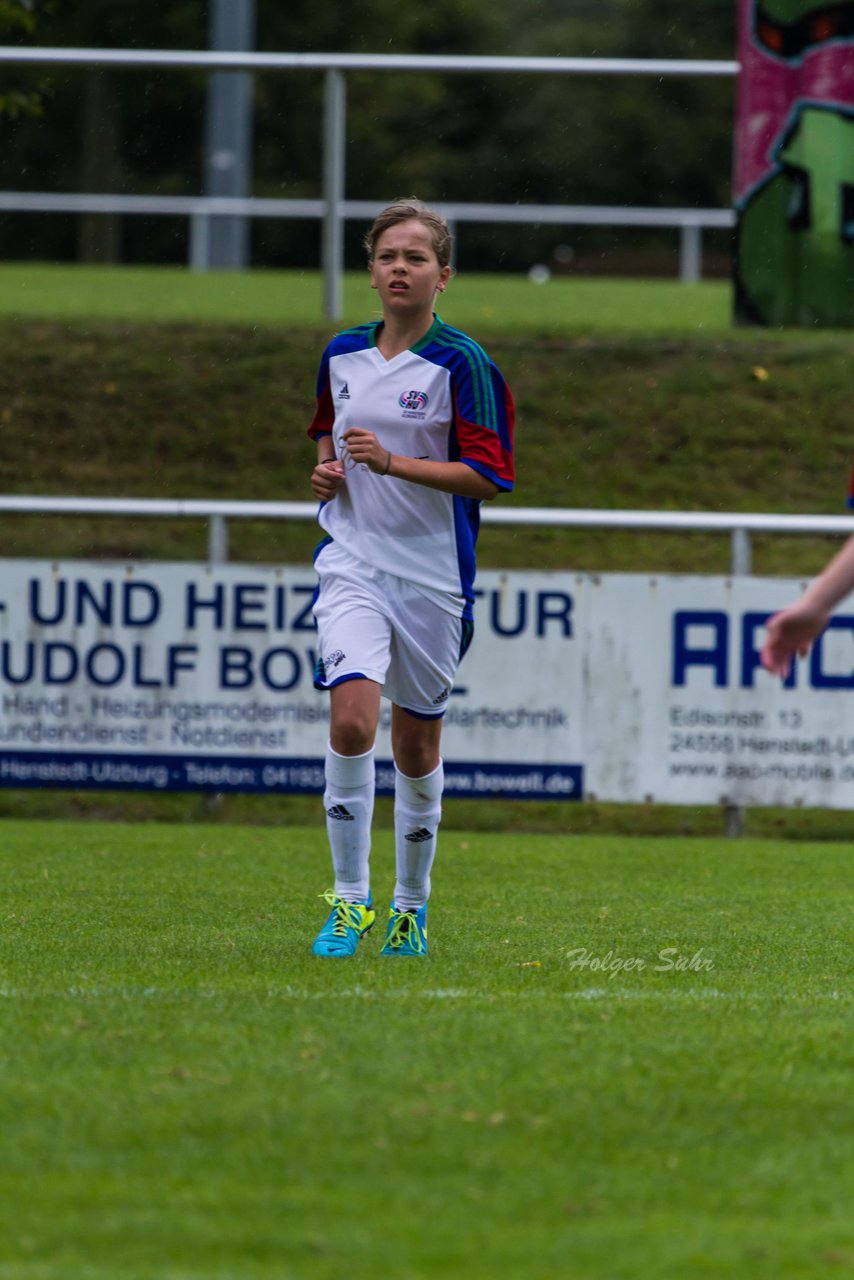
[190,211,210,271]
[204,513,228,814]
[726,523,752,838]
[679,224,702,283]
[445,216,458,273]
[322,68,347,323]
[202,0,256,270]
[730,527,752,576]
[208,514,229,563]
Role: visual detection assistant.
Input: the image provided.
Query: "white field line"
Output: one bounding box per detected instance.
[0,985,847,1003]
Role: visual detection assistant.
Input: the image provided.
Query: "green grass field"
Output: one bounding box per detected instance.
[0,267,852,1277]
[1,819,851,1280]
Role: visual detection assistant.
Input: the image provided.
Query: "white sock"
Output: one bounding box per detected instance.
[324,743,375,903]
[393,760,443,911]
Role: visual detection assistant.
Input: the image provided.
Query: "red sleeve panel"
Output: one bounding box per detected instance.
[454,378,515,491]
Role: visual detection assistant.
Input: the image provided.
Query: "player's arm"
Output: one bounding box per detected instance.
[310,434,345,502]
[761,533,854,676]
[388,453,499,499]
[341,427,498,498]
[307,346,347,502]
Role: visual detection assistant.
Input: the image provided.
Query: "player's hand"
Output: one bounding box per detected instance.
[760,605,828,678]
[311,458,345,501]
[342,427,389,474]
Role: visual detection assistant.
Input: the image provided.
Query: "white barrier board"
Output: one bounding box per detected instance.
[1,560,850,807]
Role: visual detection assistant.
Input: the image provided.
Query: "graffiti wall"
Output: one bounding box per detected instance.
[734,0,854,326]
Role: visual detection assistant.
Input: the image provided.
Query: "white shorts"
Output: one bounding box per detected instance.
[312,541,472,718]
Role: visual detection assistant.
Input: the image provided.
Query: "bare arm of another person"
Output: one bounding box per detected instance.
[761,534,854,677]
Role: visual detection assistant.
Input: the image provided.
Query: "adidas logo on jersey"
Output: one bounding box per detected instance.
[326,804,355,822]
[404,826,434,843]
[338,382,351,399]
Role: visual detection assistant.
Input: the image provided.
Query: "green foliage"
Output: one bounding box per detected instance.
[0,0,37,34]
[0,0,736,269]
[1,821,852,1278]
[0,86,42,116]
[0,0,52,119]
[612,0,735,58]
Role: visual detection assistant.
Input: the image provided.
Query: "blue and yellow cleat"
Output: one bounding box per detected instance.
[311,889,376,957]
[380,903,428,957]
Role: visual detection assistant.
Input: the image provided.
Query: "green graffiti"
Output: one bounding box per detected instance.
[737,106,854,326]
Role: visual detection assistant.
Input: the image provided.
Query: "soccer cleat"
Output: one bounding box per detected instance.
[311,889,376,957]
[380,903,428,957]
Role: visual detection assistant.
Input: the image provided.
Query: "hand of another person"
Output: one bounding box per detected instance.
[760,604,829,678]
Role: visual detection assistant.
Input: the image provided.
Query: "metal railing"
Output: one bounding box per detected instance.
[0,191,735,289]
[0,495,847,575]
[0,46,739,312]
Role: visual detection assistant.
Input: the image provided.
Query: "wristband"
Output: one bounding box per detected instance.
[381,450,392,476]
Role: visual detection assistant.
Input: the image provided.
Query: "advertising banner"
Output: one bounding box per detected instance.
[2,560,854,808]
[0,561,579,802]
[734,0,854,326]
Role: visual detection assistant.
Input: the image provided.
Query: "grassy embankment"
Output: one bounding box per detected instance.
[1,264,852,835]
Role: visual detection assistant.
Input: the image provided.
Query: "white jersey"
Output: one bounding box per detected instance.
[308,316,515,614]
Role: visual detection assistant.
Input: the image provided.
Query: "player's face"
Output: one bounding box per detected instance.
[370,220,450,319]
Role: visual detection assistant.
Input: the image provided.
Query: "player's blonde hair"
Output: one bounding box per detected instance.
[363,198,452,269]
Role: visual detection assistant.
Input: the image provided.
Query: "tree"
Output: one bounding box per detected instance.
[0,0,51,119]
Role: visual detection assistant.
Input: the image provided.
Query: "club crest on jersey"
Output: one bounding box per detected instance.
[399,389,429,419]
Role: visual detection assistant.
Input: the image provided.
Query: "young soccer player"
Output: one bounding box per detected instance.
[761,533,854,677]
[307,198,515,957]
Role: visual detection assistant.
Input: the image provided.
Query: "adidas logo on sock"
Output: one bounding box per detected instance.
[326,804,355,821]
[404,827,434,843]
